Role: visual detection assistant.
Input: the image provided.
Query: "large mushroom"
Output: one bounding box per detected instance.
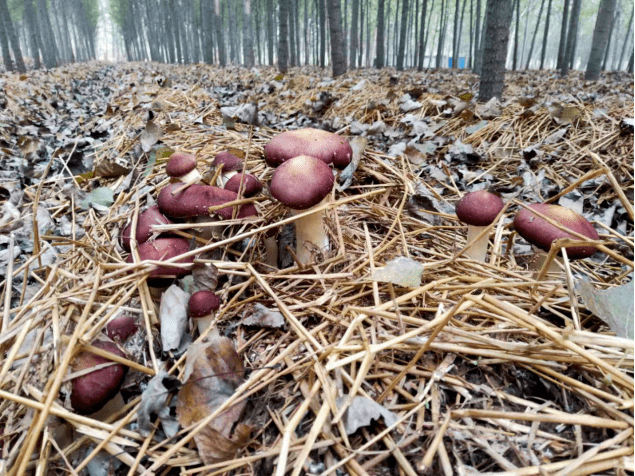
[455,191,505,262]
[120,206,173,253]
[264,128,353,169]
[70,340,127,416]
[269,155,335,265]
[513,203,599,271]
[188,290,221,334]
[166,152,202,183]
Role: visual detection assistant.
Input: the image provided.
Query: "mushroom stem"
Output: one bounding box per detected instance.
[264,235,278,268]
[464,225,489,262]
[218,171,238,187]
[196,314,214,335]
[180,168,203,184]
[291,199,329,265]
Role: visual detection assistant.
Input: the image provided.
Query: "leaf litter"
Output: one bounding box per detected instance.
[0,62,632,475]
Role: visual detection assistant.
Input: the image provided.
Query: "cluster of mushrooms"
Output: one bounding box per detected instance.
[67,128,601,422]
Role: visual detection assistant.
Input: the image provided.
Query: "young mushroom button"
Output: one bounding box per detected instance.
[455,191,504,262]
[166,152,202,183]
[269,155,335,265]
[188,290,221,335]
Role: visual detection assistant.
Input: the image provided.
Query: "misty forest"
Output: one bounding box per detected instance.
[0,0,633,475]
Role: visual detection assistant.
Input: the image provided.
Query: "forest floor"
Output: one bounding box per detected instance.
[0,61,633,475]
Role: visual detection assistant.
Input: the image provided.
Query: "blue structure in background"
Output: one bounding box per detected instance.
[448,57,466,68]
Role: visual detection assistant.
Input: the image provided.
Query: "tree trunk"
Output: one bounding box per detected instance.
[396,0,409,70]
[601,4,618,71]
[561,0,581,75]
[242,0,255,67]
[318,0,326,67]
[539,0,552,69]
[617,9,633,70]
[278,0,289,72]
[585,0,617,80]
[326,0,346,76]
[215,0,227,65]
[0,0,25,72]
[557,0,570,70]
[0,10,12,71]
[436,0,446,68]
[512,0,519,69]
[24,0,41,69]
[456,0,468,66]
[474,0,488,73]
[478,0,512,101]
[423,0,436,67]
[228,0,237,63]
[628,46,634,73]
[525,0,545,69]
[266,0,274,64]
[417,0,428,70]
[358,0,364,67]
[474,0,481,67]
[376,0,385,67]
[350,0,359,68]
[469,0,474,68]
[288,0,296,66]
[452,0,461,67]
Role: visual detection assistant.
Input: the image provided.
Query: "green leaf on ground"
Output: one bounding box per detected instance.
[576,278,634,340]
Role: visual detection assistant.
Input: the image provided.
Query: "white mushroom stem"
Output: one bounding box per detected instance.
[196,314,214,335]
[464,225,489,262]
[217,170,238,187]
[264,235,278,268]
[180,168,203,184]
[291,199,329,266]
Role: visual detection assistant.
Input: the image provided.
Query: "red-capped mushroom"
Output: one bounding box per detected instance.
[188,290,221,334]
[166,152,202,183]
[264,128,353,169]
[120,206,173,253]
[211,151,244,186]
[269,155,334,265]
[514,203,599,272]
[106,315,139,342]
[263,226,279,268]
[455,191,505,262]
[224,173,263,198]
[70,340,127,416]
[157,183,257,220]
[126,237,194,280]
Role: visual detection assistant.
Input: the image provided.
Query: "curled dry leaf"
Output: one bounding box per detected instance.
[177,337,250,465]
[94,156,132,178]
[242,303,285,329]
[159,284,190,354]
[139,117,162,153]
[371,256,424,288]
[336,396,398,435]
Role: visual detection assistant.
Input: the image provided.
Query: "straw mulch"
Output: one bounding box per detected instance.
[0,62,633,475]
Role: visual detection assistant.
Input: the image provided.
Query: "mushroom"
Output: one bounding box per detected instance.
[157,183,257,220]
[264,128,353,169]
[263,226,279,268]
[105,315,138,342]
[166,152,202,183]
[120,206,173,253]
[513,203,599,272]
[211,151,244,186]
[126,237,194,285]
[224,173,263,198]
[269,155,335,265]
[70,339,127,416]
[455,191,505,262]
[188,290,221,335]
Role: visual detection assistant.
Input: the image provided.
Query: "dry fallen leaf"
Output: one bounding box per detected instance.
[336,396,398,435]
[242,303,285,329]
[139,116,162,152]
[371,256,424,288]
[177,336,250,465]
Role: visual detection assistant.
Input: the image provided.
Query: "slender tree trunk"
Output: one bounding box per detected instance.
[456,0,468,67]
[617,9,633,70]
[278,0,289,72]
[288,0,296,66]
[266,0,274,64]
[525,0,545,69]
[474,0,487,73]
[628,46,634,73]
[318,0,326,67]
[601,4,618,71]
[539,0,552,69]
[512,0,519,69]
[35,0,57,68]
[326,0,346,76]
[0,0,26,73]
[469,0,474,68]
[417,0,428,70]
[557,0,570,70]
[452,0,461,67]
[304,0,309,64]
[0,9,12,71]
[376,0,385,67]
[478,0,512,100]
[24,0,41,69]
[358,0,364,67]
[436,0,446,68]
[215,0,227,65]
[243,0,255,67]
[585,0,617,80]
[350,0,359,68]
[474,0,481,66]
[561,0,581,75]
[423,0,436,67]
[396,0,409,70]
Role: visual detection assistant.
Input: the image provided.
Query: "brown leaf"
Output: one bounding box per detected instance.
[94,156,132,178]
[177,337,249,464]
[191,259,219,292]
[139,118,162,152]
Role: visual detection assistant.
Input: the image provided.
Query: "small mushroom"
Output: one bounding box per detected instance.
[270,155,334,265]
[513,203,599,271]
[70,340,127,416]
[264,128,353,169]
[263,226,279,268]
[211,151,244,186]
[126,237,194,281]
[188,290,221,334]
[166,152,202,183]
[455,191,504,262]
[120,206,173,253]
[224,173,263,198]
[105,315,139,342]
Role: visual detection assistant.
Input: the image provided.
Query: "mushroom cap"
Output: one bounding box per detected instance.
[212,151,244,172]
[455,191,505,226]
[126,237,194,278]
[264,128,353,168]
[513,203,599,259]
[70,340,127,415]
[120,206,173,252]
[224,173,263,197]
[269,155,334,210]
[188,290,221,318]
[157,183,258,219]
[106,315,138,342]
[166,153,197,177]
